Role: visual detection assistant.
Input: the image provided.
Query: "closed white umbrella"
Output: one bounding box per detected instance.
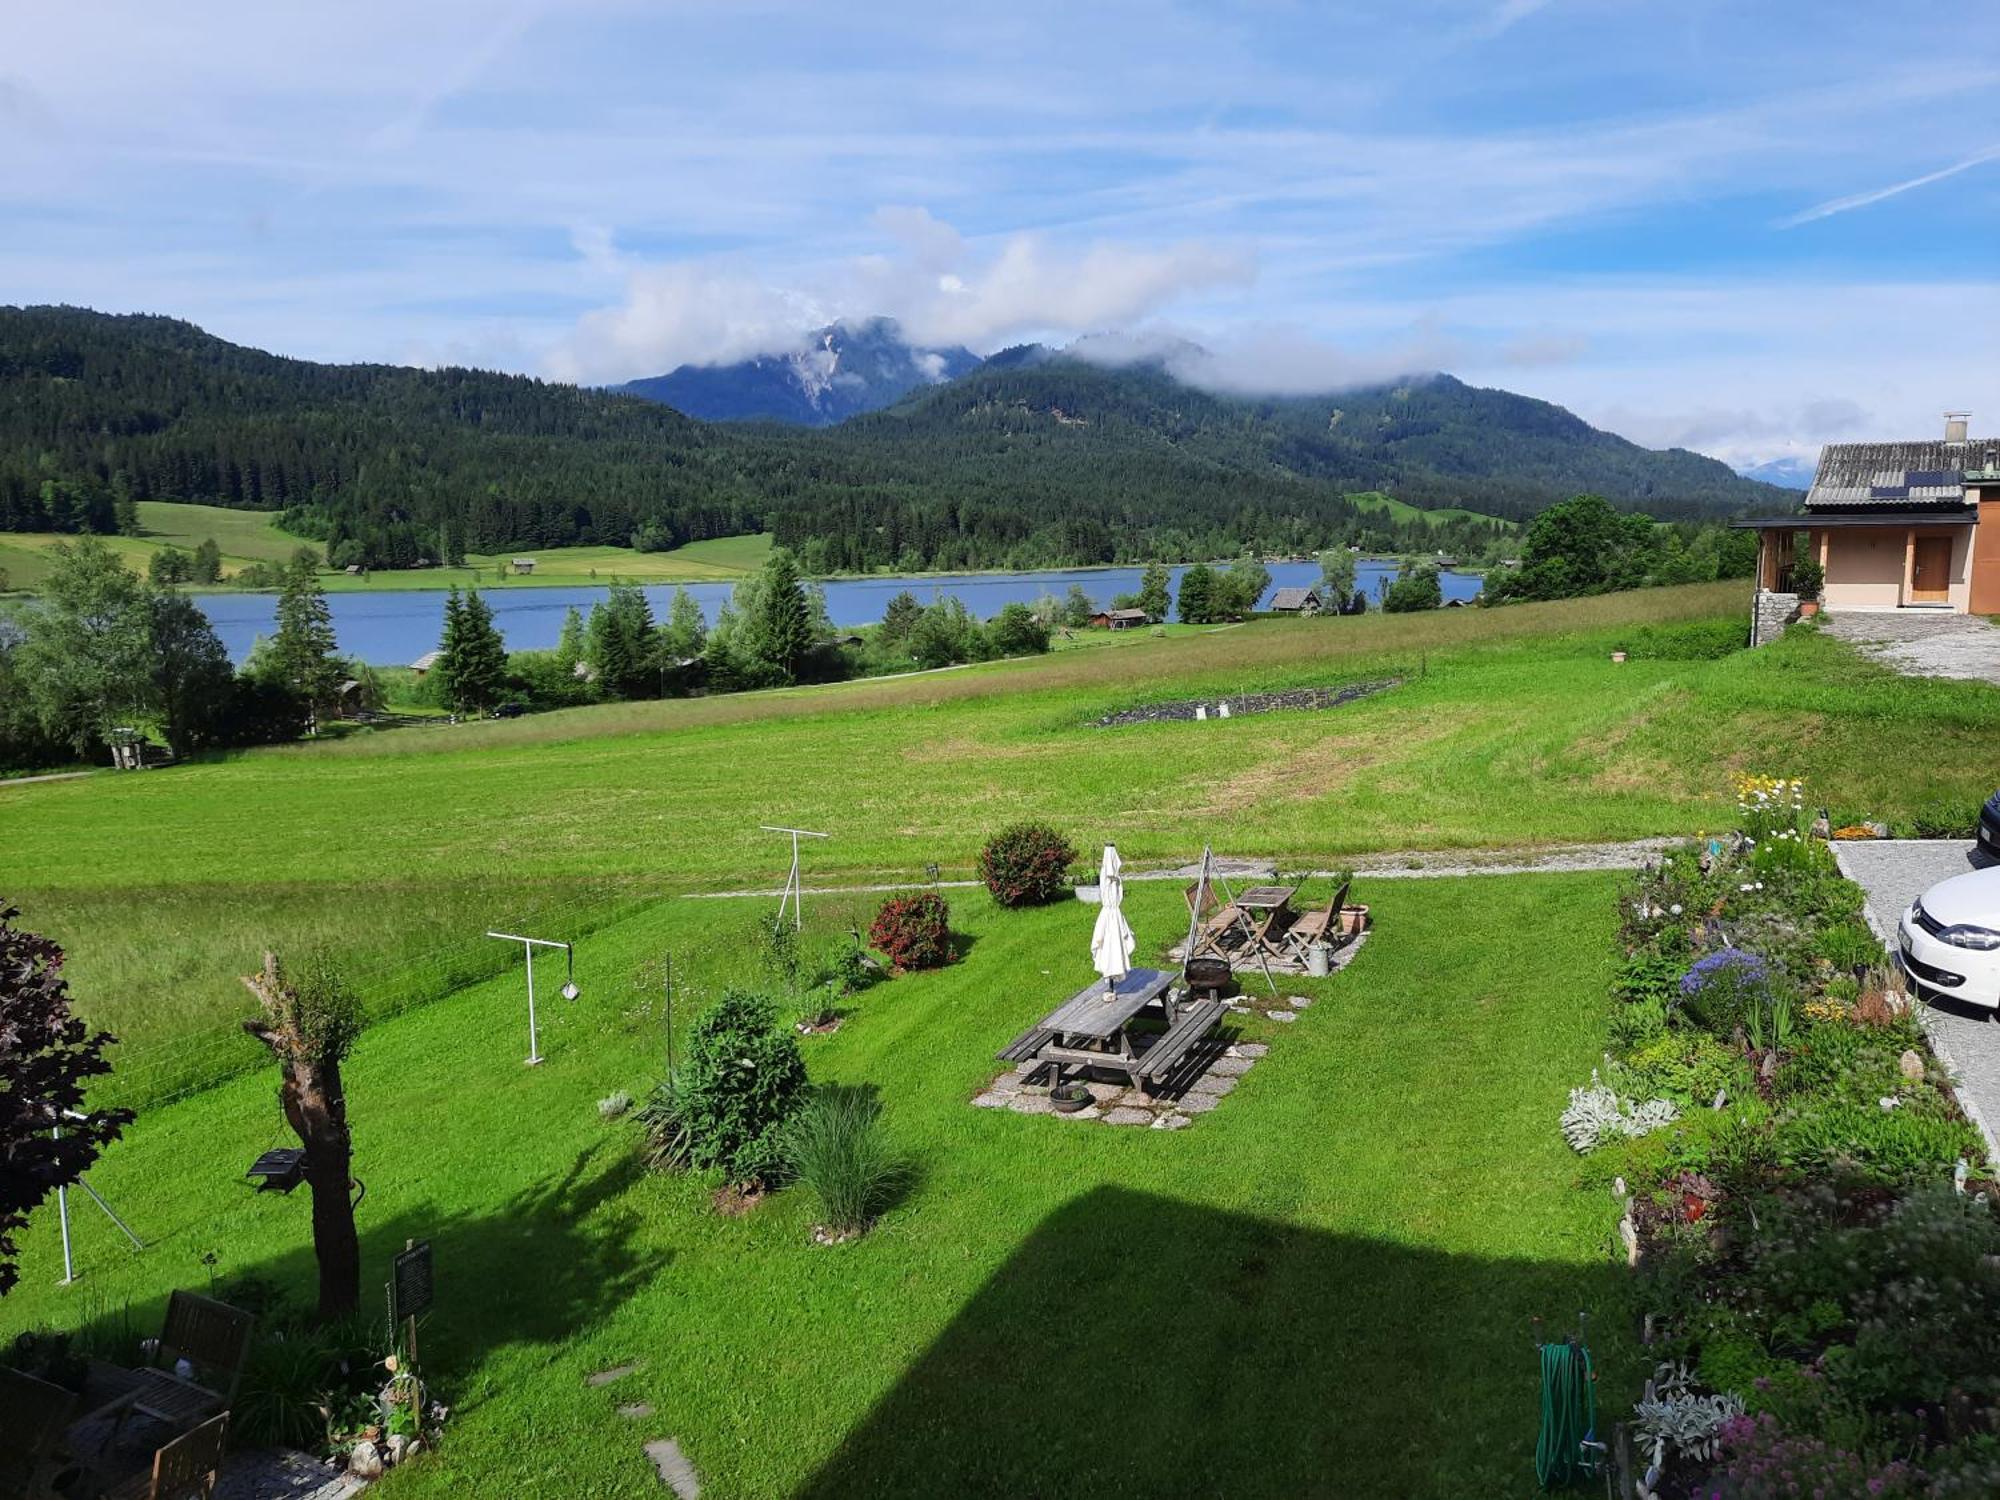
[1090,844,1136,996]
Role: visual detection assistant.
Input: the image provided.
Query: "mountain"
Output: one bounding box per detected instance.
[1734,455,1814,491]
[0,306,1791,576]
[615,318,980,425]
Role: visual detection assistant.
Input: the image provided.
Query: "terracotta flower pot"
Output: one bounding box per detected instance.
[1798,600,1820,618]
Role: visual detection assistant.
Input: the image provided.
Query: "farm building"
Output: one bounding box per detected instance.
[1735,413,2000,643]
[1268,586,1324,616]
[1088,608,1149,630]
[511,558,537,575]
[409,650,441,676]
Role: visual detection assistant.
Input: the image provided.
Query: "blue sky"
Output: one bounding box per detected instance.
[6,1,1999,465]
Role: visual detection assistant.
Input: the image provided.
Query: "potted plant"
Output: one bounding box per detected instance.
[1792,558,1824,618]
[1050,1081,1093,1113]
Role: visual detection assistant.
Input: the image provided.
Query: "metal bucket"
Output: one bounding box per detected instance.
[1305,943,1331,978]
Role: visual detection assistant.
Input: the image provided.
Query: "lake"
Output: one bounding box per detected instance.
[192,559,1484,665]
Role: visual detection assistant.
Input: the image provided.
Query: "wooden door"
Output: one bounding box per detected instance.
[1911,536,1953,603]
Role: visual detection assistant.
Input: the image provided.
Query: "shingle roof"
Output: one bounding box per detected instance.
[1807,439,2000,509]
[410,649,442,671]
[1269,586,1321,610]
[1104,607,1149,620]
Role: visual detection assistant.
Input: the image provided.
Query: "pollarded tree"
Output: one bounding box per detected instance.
[241,950,362,1323]
[0,903,132,1296]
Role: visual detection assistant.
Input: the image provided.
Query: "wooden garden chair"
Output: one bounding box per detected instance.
[0,1365,78,1500]
[100,1412,229,1500]
[1284,881,1351,955]
[1182,882,1245,955]
[1244,905,1294,962]
[115,1291,254,1438]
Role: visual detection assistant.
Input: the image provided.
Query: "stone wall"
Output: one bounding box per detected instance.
[1750,589,1799,648]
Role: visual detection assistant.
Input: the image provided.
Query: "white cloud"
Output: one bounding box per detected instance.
[1776,142,2000,227]
[547,210,1251,382]
[1070,321,1459,396]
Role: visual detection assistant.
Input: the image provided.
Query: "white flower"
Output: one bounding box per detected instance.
[1739,882,1754,892]
[1669,904,1683,916]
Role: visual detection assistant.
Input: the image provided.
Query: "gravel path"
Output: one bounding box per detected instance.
[1832,839,2000,1157]
[680,838,1678,902]
[1822,611,2000,686]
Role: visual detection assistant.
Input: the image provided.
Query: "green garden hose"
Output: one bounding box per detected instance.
[1535,1338,1598,1489]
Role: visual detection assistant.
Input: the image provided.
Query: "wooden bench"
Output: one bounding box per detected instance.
[997,1025,1056,1065]
[1138,997,1227,1089]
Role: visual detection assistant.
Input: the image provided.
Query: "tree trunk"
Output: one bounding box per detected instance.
[244,955,361,1324]
[280,1057,359,1322]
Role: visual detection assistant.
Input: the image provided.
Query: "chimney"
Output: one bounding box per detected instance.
[1945,411,1970,443]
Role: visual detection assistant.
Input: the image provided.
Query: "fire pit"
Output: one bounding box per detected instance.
[1184,955,1234,1000]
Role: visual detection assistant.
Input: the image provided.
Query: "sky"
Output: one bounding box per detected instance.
[6,1,2000,469]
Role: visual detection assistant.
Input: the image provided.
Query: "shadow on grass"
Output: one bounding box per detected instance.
[51,1143,661,1409]
[796,1185,1629,1498]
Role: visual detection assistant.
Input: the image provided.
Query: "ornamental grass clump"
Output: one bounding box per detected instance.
[866,892,953,972]
[781,1088,911,1238]
[976,822,1078,908]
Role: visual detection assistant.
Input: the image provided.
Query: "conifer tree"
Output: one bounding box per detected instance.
[754,550,813,684]
[272,554,341,729]
[555,606,587,672]
[661,586,707,662]
[435,588,508,713]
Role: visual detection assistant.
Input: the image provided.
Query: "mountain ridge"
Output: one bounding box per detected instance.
[615,317,980,425]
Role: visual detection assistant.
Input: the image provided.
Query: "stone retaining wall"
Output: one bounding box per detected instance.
[1749,590,1798,648]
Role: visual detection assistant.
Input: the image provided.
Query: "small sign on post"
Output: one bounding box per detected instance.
[390,1238,434,1368]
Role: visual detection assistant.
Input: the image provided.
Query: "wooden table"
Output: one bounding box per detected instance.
[1232,885,1298,914]
[1033,968,1178,1091]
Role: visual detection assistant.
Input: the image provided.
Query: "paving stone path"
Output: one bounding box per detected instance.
[1822,611,2000,687]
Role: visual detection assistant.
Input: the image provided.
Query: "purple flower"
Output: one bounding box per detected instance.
[1681,947,1768,996]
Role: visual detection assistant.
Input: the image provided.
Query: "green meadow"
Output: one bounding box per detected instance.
[0,876,1634,1497]
[4,582,1998,1494]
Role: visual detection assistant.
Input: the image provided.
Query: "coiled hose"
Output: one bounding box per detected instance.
[1535,1338,1597,1489]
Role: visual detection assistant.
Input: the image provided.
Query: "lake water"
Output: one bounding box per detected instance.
[192,559,1484,665]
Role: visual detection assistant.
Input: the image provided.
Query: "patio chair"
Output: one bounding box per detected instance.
[0,1365,78,1500]
[1182,882,1246,954]
[99,1412,228,1500]
[1284,881,1351,954]
[1243,905,1294,962]
[116,1291,254,1438]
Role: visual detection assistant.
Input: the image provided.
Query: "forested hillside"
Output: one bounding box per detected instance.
[0,307,1789,572]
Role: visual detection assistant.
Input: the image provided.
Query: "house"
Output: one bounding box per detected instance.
[1735,413,2000,645]
[1087,608,1150,630]
[1268,586,1324,616]
[409,650,442,676]
[510,558,537,575]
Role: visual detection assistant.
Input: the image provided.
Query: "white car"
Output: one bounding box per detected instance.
[1899,867,2000,1010]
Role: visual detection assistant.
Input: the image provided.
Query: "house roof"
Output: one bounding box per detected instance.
[1100,607,1149,620]
[1269,586,1321,609]
[1806,439,2000,510]
[1731,506,1978,530]
[409,649,442,671]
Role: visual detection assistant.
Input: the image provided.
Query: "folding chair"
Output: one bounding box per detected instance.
[101,1412,229,1500]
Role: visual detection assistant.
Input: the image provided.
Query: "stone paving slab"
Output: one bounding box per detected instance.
[1822,611,2000,686]
[1832,839,2000,1157]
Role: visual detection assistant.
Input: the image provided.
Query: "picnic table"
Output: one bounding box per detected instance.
[996,967,1228,1095]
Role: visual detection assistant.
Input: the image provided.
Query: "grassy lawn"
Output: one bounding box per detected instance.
[7,582,1999,1094]
[0,875,1633,1497]
[0,509,772,593]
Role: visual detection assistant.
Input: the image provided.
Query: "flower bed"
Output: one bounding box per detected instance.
[1571,779,1997,1495]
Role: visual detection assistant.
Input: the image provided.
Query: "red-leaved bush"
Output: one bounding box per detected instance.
[868,893,954,972]
[976,823,1078,908]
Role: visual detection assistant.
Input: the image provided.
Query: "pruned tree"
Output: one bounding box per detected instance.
[0,903,131,1296]
[241,950,363,1322]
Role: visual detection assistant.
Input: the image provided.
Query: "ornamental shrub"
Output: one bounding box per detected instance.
[976,822,1078,907]
[1679,948,1772,1033]
[867,893,954,972]
[1703,1413,1925,1499]
[638,988,806,1188]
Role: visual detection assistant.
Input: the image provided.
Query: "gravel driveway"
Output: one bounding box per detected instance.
[1822,611,2000,686]
[1833,838,2000,1155]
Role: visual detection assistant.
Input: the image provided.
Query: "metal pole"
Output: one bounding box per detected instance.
[55,1124,74,1286]
[524,942,541,1066]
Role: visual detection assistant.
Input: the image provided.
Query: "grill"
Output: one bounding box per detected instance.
[1914,901,1950,940]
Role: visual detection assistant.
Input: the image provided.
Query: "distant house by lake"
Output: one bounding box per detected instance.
[409,650,441,676]
[1268,586,1324,616]
[510,558,537,575]
[1088,607,1149,629]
